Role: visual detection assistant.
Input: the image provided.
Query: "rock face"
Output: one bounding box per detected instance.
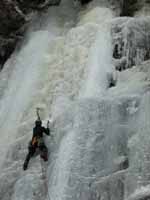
[0,0,25,68]
[120,0,150,16]
[17,0,61,12]
[0,0,61,69]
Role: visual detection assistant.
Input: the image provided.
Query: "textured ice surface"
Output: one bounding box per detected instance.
[1,0,150,200]
[126,185,150,200]
[112,17,150,70]
[46,2,150,200]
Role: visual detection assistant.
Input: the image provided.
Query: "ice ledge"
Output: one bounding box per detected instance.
[126,185,150,200]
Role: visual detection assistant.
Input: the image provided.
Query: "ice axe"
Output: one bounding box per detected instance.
[36,107,41,120]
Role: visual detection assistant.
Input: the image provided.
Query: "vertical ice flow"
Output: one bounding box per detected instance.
[48,14,114,200]
[0,31,51,169]
[81,25,113,98]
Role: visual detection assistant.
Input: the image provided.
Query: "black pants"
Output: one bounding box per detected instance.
[23,140,48,170]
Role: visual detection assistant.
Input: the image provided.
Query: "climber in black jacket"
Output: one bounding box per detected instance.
[23,119,50,170]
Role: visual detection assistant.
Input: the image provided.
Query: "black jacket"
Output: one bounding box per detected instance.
[32,125,50,139]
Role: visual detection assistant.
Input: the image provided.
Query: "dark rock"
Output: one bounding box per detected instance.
[113,44,122,59]
[0,0,26,68]
[120,0,150,17]
[0,0,25,36]
[119,157,129,170]
[17,0,61,13]
[0,37,17,69]
[79,0,93,5]
[120,0,139,16]
[0,0,61,69]
[107,72,117,88]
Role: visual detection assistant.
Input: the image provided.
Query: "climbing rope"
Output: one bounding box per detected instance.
[40,158,51,200]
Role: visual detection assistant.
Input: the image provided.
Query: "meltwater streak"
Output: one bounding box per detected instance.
[80,25,113,98]
[0,31,51,169]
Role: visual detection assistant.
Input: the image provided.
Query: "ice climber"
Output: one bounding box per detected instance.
[23,119,50,170]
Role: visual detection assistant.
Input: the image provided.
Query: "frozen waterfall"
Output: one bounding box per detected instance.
[0,0,79,199]
[0,1,150,200]
[81,26,113,98]
[0,31,51,170]
[48,8,116,200]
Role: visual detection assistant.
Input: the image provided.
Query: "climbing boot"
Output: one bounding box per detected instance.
[23,160,28,170]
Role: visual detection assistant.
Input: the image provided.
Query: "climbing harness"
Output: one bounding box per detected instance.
[32,137,38,146]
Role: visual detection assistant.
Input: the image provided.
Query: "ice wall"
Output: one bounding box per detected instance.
[47,1,150,200]
[81,26,113,98]
[47,4,118,200]
[0,0,150,200]
[0,1,80,199]
[125,92,150,199]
